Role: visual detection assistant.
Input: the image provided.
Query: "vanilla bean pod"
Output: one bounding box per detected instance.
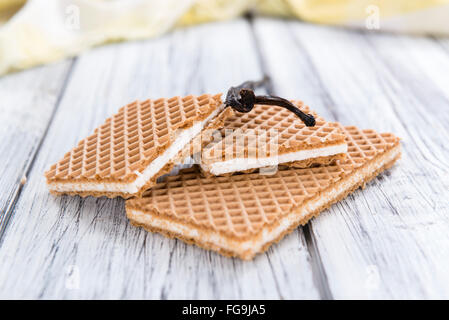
[225,79,315,127]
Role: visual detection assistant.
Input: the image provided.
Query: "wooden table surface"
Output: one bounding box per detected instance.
[0,17,448,299]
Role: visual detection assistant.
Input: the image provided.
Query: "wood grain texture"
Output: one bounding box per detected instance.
[253,17,449,299]
[0,61,73,236]
[0,19,319,299]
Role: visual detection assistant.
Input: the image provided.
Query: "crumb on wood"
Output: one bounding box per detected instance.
[20,175,27,185]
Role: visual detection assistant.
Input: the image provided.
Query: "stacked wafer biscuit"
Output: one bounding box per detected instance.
[128,125,400,259]
[45,93,401,260]
[45,94,229,198]
[200,102,347,176]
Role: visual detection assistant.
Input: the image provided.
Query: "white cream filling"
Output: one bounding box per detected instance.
[128,145,400,259]
[202,143,348,175]
[49,105,223,194]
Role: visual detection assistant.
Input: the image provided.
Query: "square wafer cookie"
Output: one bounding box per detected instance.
[45,94,228,198]
[199,102,347,176]
[126,125,401,259]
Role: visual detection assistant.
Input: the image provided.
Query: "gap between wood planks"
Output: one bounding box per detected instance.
[247,14,334,300]
[0,59,77,244]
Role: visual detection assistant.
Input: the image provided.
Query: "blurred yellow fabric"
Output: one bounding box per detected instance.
[1,0,448,76]
[0,0,24,11]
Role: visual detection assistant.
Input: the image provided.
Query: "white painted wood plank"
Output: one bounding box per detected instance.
[0,19,320,299]
[253,17,449,299]
[0,61,73,234]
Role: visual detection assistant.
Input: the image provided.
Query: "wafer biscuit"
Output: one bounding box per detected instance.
[45,94,228,198]
[199,102,347,176]
[126,125,401,259]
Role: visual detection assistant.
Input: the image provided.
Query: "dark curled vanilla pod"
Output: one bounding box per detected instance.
[225,78,316,127]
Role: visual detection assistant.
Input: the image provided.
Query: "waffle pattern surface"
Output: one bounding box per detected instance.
[127,125,400,240]
[201,102,346,166]
[45,94,222,186]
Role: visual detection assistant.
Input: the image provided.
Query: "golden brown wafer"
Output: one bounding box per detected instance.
[199,102,347,176]
[126,125,401,259]
[45,94,227,198]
